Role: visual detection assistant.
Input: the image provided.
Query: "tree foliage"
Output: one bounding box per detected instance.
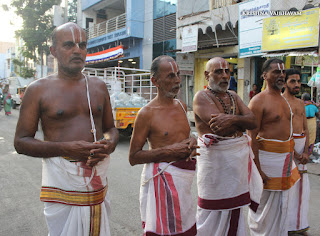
[68,0,77,23]
[11,0,61,63]
[12,58,36,78]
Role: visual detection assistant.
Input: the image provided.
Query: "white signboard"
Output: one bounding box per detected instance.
[182,25,198,53]
[176,53,195,75]
[239,0,270,58]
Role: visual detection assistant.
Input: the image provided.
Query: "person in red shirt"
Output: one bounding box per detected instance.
[250,83,258,100]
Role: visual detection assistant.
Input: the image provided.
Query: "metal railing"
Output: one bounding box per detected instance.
[83,67,157,102]
[86,13,127,40]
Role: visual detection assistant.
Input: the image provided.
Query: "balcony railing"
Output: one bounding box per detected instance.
[86,13,126,40]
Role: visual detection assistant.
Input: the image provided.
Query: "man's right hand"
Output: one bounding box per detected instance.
[164,137,200,162]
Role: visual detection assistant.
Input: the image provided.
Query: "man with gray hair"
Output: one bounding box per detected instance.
[248,58,300,235]
[129,55,198,235]
[193,57,261,235]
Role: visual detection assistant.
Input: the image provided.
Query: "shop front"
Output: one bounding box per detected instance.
[260,7,320,101]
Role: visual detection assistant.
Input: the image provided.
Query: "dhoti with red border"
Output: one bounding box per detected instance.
[140,161,197,236]
[248,137,300,236]
[197,134,263,236]
[40,157,111,236]
[288,134,310,234]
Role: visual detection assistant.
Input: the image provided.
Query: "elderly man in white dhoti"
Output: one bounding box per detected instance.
[14,22,119,236]
[193,57,262,236]
[129,55,199,236]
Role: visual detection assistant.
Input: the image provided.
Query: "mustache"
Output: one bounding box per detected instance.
[219,80,229,84]
[70,57,84,61]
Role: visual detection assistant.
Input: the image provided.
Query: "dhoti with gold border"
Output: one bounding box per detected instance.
[248,137,300,236]
[40,157,111,236]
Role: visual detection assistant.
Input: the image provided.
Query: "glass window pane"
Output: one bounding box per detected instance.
[153,0,177,19]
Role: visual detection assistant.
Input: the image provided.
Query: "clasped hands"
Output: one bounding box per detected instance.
[209,114,234,135]
[68,139,115,167]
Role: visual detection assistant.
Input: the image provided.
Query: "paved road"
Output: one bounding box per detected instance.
[0,109,319,235]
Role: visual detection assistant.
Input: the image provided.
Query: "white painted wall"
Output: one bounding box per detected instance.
[142,0,154,70]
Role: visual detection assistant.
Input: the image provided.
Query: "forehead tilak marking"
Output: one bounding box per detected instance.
[70,27,76,43]
[78,28,82,42]
[168,61,179,77]
[277,63,285,70]
[219,61,228,69]
[169,61,178,72]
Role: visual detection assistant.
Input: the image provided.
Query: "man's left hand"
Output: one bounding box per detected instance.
[86,139,116,166]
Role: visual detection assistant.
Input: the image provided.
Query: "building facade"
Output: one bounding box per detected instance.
[177,0,320,106]
[78,0,177,70]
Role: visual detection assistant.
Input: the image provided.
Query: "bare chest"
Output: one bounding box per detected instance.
[40,85,104,121]
[149,108,190,144]
[263,99,291,124]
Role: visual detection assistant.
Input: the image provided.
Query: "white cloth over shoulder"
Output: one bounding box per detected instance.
[41,157,111,236]
[140,162,197,236]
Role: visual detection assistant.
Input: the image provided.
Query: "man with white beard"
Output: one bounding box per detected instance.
[193,57,262,235]
[248,59,301,235]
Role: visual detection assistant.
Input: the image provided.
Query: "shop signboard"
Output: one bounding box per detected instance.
[238,0,270,58]
[295,56,320,67]
[182,25,198,53]
[262,8,320,52]
[176,53,195,76]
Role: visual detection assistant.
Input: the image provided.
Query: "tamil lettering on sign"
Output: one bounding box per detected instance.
[182,25,198,53]
[239,0,270,58]
[262,8,320,51]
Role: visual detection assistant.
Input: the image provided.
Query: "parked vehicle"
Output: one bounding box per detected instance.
[7,77,34,109]
[83,67,157,136]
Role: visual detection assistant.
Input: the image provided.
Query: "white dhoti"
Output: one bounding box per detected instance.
[140,162,197,236]
[248,138,300,236]
[288,134,310,233]
[197,134,263,236]
[40,157,111,236]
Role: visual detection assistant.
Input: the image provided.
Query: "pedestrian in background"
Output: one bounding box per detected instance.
[249,83,259,100]
[302,92,320,155]
[2,84,12,115]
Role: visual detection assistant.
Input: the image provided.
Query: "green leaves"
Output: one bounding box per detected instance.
[11,0,62,61]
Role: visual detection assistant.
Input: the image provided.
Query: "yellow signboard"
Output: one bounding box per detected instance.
[262,9,319,52]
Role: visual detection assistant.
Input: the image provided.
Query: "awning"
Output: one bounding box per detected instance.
[86,45,124,64]
[261,50,318,57]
